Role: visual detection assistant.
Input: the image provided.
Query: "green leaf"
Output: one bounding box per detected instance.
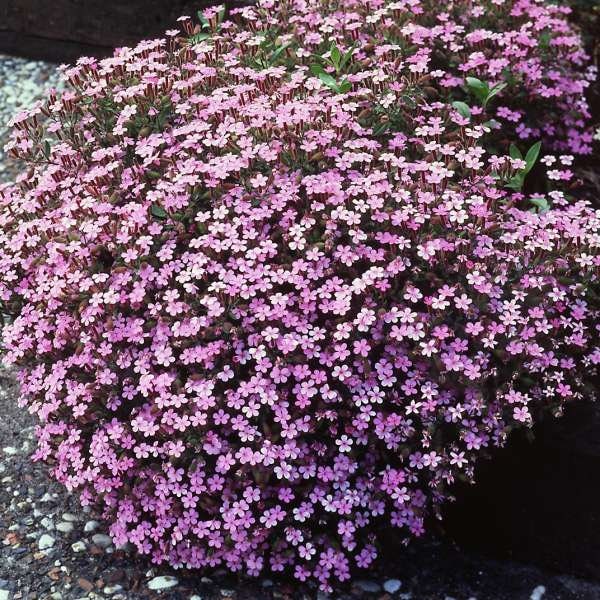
[373,121,390,136]
[509,143,523,161]
[337,79,352,94]
[43,140,51,159]
[539,31,552,50]
[506,173,525,191]
[502,67,517,87]
[330,43,342,70]
[483,82,507,107]
[150,204,168,219]
[529,196,550,213]
[196,10,210,29]
[189,32,210,44]
[340,44,356,71]
[310,64,339,91]
[269,42,290,65]
[466,76,489,104]
[451,101,471,119]
[524,141,542,175]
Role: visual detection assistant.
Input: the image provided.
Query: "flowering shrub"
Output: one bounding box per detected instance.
[1,0,599,591]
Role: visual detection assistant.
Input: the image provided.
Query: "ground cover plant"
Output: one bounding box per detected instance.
[0,0,599,592]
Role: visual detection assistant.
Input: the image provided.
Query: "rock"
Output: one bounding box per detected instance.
[384,580,402,594]
[531,586,546,600]
[62,513,78,522]
[103,585,123,594]
[56,522,74,533]
[148,576,179,591]
[355,580,381,593]
[2,446,18,455]
[91,533,112,548]
[40,517,54,530]
[38,534,55,550]
[190,596,203,600]
[77,578,94,592]
[0,591,9,600]
[84,520,100,533]
[71,541,86,553]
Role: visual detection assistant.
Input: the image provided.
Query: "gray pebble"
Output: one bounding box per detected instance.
[355,581,381,593]
[147,576,178,590]
[61,513,78,522]
[84,520,100,533]
[103,585,123,595]
[384,579,402,594]
[56,522,74,533]
[71,541,86,553]
[91,533,112,548]
[38,533,55,550]
[531,587,546,600]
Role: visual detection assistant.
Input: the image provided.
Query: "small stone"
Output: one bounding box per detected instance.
[77,577,93,592]
[0,591,9,600]
[84,520,100,533]
[531,587,546,600]
[262,579,274,588]
[71,541,86,553]
[148,576,178,591]
[91,534,112,548]
[41,517,54,530]
[103,585,123,595]
[383,580,402,594]
[62,513,78,522]
[355,581,381,593]
[56,522,74,534]
[2,447,18,455]
[38,534,55,550]
[190,596,203,600]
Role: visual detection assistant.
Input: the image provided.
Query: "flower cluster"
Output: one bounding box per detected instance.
[1,0,599,591]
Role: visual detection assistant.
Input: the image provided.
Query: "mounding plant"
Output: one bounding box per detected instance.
[0,0,599,591]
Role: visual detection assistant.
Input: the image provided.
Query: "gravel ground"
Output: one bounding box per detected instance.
[1,54,600,600]
[0,54,62,184]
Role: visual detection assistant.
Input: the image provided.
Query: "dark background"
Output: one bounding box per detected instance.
[0,1,248,63]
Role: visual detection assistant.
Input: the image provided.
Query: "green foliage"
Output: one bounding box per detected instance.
[466,76,508,108]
